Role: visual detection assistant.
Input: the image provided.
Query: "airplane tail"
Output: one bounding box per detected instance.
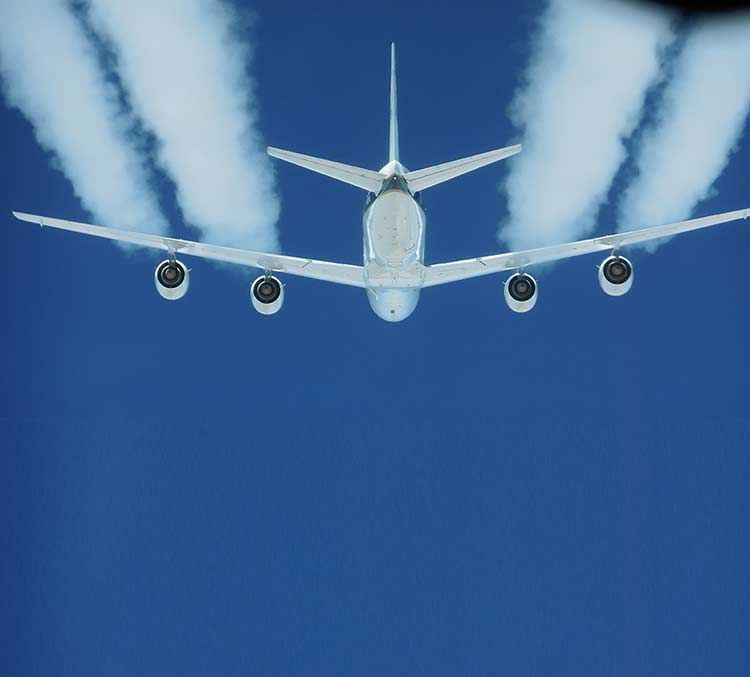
[267,43,521,192]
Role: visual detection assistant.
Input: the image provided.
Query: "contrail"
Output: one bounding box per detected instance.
[0,0,168,235]
[85,0,280,252]
[617,12,750,242]
[499,0,675,251]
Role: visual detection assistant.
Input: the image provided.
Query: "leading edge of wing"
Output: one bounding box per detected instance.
[423,208,750,287]
[12,212,367,288]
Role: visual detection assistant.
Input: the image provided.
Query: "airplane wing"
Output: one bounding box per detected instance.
[12,212,367,288]
[423,208,750,287]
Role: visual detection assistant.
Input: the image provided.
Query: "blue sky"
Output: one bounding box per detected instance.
[2,1,750,675]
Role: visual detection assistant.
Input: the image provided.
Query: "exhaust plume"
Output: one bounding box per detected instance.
[500,0,675,251]
[85,0,280,252]
[617,13,750,240]
[0,0,168,234]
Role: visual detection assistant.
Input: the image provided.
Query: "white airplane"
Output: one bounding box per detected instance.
[12,44,749,322]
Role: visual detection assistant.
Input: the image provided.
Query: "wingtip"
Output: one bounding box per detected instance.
[11,211,33,223]
[12,211,46,226]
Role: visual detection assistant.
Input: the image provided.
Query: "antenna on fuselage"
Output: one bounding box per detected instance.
[389,42,399,164]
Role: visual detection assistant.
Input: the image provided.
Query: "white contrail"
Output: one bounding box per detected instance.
[617,12,750,242]
[0,0,168,235]
[499,0,675,251]
[85,0,280,252]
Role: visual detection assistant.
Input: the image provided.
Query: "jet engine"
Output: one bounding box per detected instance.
[155,259,190,300]
[250,275,284,315]
[504,273,538,313]
[598,255,633,296]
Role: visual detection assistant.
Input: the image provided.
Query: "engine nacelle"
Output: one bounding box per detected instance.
[155,259,190,300]
[598,255,633,296]
[250,275,284,315]
[504,273,538,313]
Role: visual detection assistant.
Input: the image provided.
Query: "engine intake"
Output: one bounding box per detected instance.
[251,275,284,315]
[504,273,538,313]
[155,259,190,300]
[599,255,633,296]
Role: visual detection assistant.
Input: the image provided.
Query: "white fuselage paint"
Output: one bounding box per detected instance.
[362,172,426,322]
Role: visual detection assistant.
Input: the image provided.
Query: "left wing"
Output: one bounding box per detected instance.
[424,208,749,287]
[12,212,367,288]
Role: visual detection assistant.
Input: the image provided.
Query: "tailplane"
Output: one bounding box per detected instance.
[267,147,384,193]
[403,145,522,192]
[267,143,522,194]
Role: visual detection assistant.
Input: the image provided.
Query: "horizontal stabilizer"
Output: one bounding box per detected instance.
[404,144,522,192]
[267,147,384,193]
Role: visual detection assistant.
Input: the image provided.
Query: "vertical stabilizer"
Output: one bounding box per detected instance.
[389,43,399,163]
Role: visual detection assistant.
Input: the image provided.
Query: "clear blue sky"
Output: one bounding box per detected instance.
[2,1,749,675]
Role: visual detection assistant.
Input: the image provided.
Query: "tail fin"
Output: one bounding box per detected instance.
[389,42,399,163]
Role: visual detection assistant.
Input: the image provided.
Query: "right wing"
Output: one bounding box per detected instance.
[12,212,367,288]
[424,208,749,287]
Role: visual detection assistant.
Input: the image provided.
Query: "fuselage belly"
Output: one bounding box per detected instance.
[363,180,426,322]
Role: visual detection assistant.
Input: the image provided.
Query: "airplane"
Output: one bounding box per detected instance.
[12,43,749,322]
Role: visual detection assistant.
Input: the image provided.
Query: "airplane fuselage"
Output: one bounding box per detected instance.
[362,168,426,322]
